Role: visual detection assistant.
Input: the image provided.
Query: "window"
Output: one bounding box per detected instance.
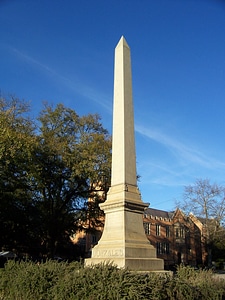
[175,224,186,239]
[156,242,170,255]
[143,222,150,235]
[156,224,161,236]
[166,226,170,237]
[180,227,184,238]
[156,242,161,254]
[165,243,170,254]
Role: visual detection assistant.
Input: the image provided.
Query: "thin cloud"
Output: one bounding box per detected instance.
[7,45,111,112]
[136,124,225,170]
[137,160,189,188]
[11,47,54,74]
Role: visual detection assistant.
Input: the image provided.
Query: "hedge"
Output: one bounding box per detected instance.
[0,260,225,299]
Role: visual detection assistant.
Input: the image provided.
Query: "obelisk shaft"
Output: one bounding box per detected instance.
[111,36,137,187]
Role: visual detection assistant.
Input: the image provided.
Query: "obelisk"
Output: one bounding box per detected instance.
[85,36,164,271]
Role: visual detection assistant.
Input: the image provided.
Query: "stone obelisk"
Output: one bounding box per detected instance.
[85,36,164,271]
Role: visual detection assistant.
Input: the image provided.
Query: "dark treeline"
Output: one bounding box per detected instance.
[0,96,111,260]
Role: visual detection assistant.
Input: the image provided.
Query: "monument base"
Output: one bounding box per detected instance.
[85,242,164,271]
[85,183,164,271]
[85,257,164,271]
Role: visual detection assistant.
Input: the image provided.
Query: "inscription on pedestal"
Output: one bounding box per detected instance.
[95,249,124,257]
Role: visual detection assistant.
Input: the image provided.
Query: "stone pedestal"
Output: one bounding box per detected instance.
[85,184,163,270]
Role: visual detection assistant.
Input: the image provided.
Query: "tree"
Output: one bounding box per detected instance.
[30,103,111,257]
[179,178,225,265]
[0,96,39,253]
[0,97,111,258]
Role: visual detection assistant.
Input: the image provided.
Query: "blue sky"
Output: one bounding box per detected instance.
[1,0,225,211]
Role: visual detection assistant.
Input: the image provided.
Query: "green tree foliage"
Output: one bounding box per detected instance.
[0,96,111,258]
[0,96,38,253]
[33,103,111,257]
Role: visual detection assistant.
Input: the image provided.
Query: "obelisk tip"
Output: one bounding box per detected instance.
[116,36,129,49]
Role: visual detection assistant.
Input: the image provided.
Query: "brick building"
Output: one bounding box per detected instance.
[143,208,207,269]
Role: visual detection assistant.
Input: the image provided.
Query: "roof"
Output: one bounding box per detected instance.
[145,207,174,219]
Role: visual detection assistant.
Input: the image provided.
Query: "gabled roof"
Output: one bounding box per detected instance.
[145,207,174,219]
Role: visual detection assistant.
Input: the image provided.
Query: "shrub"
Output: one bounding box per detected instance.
[0,261,225,299]
[166,265,225,300]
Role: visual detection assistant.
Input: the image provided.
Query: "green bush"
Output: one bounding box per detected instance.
[165,265,225,300]
[0,261,225,300]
